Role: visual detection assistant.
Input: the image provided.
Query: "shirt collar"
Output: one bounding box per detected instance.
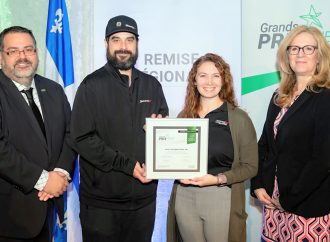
[212,101,228,113]
[11,79,36,92]
[197,102,228,118]
[105,62,139,86]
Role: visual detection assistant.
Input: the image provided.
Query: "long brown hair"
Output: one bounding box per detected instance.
[180,53,237,118]
[276,25,330,107]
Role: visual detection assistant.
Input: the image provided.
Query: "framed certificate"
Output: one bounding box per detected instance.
[145,118,209,179]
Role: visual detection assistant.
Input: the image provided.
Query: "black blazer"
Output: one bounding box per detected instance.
[0,70,76,239]
[251,89,330,218]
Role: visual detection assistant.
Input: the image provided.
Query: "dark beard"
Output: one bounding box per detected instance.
[107,49,138,70]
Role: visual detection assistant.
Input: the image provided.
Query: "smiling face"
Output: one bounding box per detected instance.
[106,32,138,70]
[0,32,38,86]
[288,32,319,78]
[195,61,222,101]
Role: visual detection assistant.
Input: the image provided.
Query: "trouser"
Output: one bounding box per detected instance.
[80,200,156,242]
[175,185,231,242]
[0,201,54,242]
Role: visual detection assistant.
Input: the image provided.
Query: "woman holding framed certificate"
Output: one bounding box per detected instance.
[167,53,258,242]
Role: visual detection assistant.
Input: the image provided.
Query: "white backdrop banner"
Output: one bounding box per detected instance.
[93,0,242,117]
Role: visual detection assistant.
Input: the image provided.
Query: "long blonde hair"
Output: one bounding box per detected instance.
[276,25,330,107]
[180,53,237,118]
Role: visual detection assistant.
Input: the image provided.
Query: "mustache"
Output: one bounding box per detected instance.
[14,59,32,66]
[114,50,132,55]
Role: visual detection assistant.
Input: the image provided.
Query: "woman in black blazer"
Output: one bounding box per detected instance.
[251,25,330,241]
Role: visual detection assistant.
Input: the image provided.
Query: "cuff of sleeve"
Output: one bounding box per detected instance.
[34,170,49,191]
[54,168,71,181]
[217,173,228,185]
[121,159,137,176]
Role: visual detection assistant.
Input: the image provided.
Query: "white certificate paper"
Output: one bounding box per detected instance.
[146,118,209,179]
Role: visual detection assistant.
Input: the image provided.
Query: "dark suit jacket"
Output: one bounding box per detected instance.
[251,89,330,218]
[0,70,76,239]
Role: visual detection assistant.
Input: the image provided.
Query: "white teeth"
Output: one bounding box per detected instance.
[204,87,214,91]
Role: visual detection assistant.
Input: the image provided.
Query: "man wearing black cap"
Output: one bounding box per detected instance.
[71,15,168,242]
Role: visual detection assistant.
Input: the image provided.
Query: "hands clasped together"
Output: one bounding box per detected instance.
[38,170,69,202]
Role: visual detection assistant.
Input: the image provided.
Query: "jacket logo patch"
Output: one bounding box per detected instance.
[140,99,152,103]
[215,120,228,126]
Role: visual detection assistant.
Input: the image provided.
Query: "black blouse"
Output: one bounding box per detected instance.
[202,102,234,175]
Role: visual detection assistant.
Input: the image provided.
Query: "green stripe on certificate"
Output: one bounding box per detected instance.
[187,126,197,144]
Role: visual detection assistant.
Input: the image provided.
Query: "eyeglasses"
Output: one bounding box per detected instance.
[1,47,36,57]
[287,45,317,55]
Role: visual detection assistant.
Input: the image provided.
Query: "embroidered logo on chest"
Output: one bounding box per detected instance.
[139,99,152,103]
[215,120,228,126]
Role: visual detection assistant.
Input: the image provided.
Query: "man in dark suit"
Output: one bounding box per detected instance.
[0,26,76,242]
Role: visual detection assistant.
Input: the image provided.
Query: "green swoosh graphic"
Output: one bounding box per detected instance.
[242,71,280,95]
